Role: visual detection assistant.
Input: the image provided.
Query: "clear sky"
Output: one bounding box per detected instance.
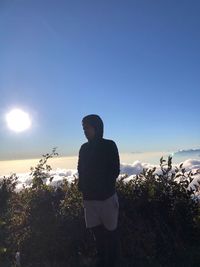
[0,0,199,160]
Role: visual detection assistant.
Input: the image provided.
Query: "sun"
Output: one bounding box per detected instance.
[6,109,32,132]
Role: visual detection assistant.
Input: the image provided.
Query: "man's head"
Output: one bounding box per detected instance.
[82,114,104,141]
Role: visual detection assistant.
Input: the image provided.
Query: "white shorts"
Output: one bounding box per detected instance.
[83,193,119,231]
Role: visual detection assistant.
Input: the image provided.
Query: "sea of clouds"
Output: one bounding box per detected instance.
[1,158,200,192]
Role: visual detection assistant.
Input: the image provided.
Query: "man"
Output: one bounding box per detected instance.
[78,114,120,267]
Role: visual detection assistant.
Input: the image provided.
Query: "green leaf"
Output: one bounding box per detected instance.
[0,219,6,226]
[0,247,7,254]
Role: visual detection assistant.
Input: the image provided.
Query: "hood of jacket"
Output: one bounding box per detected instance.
[82,114,104,141]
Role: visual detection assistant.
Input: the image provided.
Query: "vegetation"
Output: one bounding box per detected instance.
[0,151,200,266]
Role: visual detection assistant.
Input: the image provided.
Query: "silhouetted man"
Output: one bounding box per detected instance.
[78,114,120,267]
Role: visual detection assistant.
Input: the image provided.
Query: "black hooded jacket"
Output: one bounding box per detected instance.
[78,115,120,200]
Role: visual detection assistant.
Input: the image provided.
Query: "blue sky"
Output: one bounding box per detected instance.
[0,0,200,160]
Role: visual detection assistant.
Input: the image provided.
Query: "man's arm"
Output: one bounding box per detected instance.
[77,146,83,192]
[108,141,120,180]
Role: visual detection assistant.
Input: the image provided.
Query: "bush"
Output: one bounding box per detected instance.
[116,157,200,266]
[1,152,200,266]
[0,174,18,266]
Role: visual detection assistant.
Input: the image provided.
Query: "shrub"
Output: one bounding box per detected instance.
[1,151,200,266]
[116,156,200,266]
[0,174,18,265]
[6,150,95,267]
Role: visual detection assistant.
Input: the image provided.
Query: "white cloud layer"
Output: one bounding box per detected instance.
[1,159,200,192]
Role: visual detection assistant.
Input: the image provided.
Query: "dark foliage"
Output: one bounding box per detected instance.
[0,151,200,267]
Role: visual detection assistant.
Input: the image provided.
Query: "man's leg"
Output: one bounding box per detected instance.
[91,224,106,267]
[100,194,120,266]
[104,227,120,267]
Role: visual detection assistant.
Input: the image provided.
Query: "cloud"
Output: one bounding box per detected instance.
[1,158,200,192]
[174,148,200,157]
[120,161,153,176]
[182,159,200,171]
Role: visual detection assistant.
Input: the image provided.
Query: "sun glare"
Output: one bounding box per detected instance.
[6,109,31,132]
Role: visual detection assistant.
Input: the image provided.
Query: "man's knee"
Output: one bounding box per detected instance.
[104,228,121,255]
[90,224,105,241]
[104,227,118,238]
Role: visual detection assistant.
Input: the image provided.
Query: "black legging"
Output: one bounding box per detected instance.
[91,224,120,267]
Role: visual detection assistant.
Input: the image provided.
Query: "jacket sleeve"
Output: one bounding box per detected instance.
[77,146,83,192]
[108,141,120,180]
